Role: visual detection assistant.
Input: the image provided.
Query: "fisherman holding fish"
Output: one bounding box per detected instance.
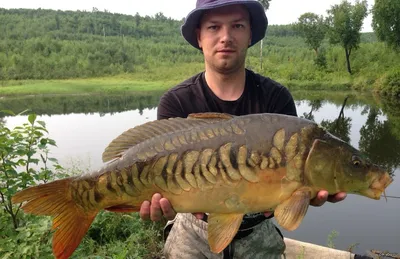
[139,0,347,258]
[17,1,392,259]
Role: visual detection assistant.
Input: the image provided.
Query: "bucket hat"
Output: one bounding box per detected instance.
[181,0,268,50]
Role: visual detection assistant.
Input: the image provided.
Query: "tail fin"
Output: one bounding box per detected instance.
[12,178,98,259]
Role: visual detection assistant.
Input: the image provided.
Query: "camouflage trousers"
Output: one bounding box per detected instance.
[162,213,286,259]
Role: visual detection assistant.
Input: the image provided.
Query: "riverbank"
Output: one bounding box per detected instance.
[0,77,174,96]
[0,72,395,97]
[0,59,399,97]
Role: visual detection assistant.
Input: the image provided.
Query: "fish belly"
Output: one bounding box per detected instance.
[156,167,299,214]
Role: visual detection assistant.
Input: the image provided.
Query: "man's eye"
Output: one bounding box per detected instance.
[208,26,218,30]
[234,24,244,29]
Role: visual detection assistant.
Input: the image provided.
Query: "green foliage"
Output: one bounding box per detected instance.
[0,114,164,258]
[0,208,165,259]
[0,7,398,95]
[327,230,339,249]
[0,214,53,259]
[314,49,328,69]
[326,0,368,74]
[0,111,65,258]
[0,110,63,229]
[72,212,164,259]
[383,70,400,96]
[294,12,327,54]
[372,0,400,50]
[0,8,202,80]
[375,69,400,96]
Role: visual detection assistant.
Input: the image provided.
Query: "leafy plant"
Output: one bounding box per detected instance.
[0,110,63,230]
[0,111,164,259]
[327,0,368,74]
[294,12,327,55]
[372,0,400,50]
[327,229,339,249]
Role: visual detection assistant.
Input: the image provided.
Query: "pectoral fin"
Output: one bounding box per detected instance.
[207,213,244,254]
[274,187,311,231]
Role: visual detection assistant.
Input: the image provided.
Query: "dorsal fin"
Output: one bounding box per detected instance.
[188,112,235,121]
[102,114,233,163]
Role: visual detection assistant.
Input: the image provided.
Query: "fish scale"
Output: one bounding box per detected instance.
[12,112,393,259]
[82,119,306,203]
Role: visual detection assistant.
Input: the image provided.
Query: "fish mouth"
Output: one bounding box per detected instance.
[361,172,393,200]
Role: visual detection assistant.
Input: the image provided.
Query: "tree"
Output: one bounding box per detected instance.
[372,0,400,50]
[257,0,271,71]
[326,0,368,74]
[295,12,327,55]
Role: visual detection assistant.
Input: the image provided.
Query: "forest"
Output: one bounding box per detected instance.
[0,4,399,96]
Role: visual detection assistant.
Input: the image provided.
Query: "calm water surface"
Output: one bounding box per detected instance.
[1,91,399,255]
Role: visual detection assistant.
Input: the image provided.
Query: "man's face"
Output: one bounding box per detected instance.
[197,5,252,74]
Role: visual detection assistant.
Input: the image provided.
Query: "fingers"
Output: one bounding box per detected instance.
[310,190,329,207]
[140,193,177,221]
[139,200,151,221]
[310,190,347,207]
[264,211,273,218]
[150,193,164,221]
[327,192,347,203]
[193,213,205,219]
[160,197,177,220]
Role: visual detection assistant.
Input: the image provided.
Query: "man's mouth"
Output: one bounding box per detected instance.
[217,49,235,53]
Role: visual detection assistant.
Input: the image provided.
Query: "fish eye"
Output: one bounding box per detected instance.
[352,155,362,167]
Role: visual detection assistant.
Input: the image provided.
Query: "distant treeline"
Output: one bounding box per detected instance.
[0,8,372,79]
[0,8,398,96]
[0,8,308,80]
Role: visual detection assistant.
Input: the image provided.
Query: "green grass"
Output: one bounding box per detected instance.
[0,77,175,96]
[0,62,207,96]
[0,55,398,97]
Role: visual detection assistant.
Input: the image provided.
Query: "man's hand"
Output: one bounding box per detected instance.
[139,193,176,221]
[139,193,205,221]
[310,190,347,207]
[139,190,346,222]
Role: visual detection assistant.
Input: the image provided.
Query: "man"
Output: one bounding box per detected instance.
[140,0,347,258]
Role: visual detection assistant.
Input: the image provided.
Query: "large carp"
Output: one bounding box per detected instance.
[12,113,392,259]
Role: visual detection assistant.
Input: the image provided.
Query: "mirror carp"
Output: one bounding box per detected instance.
[12,112,393,259]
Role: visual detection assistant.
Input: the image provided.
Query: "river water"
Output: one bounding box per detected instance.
[1,91,399,256]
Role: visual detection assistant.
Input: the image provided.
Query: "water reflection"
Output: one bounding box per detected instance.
[359,107,400,177]
[0,92,164,117]
[1,91,400,254]
[300,97,352,143]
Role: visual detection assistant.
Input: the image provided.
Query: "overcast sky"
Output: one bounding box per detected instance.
[1,0,374,32]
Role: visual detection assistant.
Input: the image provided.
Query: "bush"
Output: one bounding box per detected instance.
[0,111,164,259]
[377,69,400,96]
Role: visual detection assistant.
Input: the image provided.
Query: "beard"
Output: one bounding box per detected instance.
[205,48,248,75]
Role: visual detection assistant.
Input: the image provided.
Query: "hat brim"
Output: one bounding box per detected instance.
[181,1,268,50]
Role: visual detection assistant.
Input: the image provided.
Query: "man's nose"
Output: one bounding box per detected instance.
[220,26,233,44]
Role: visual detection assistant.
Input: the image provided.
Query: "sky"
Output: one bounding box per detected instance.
[1,0,374,32]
